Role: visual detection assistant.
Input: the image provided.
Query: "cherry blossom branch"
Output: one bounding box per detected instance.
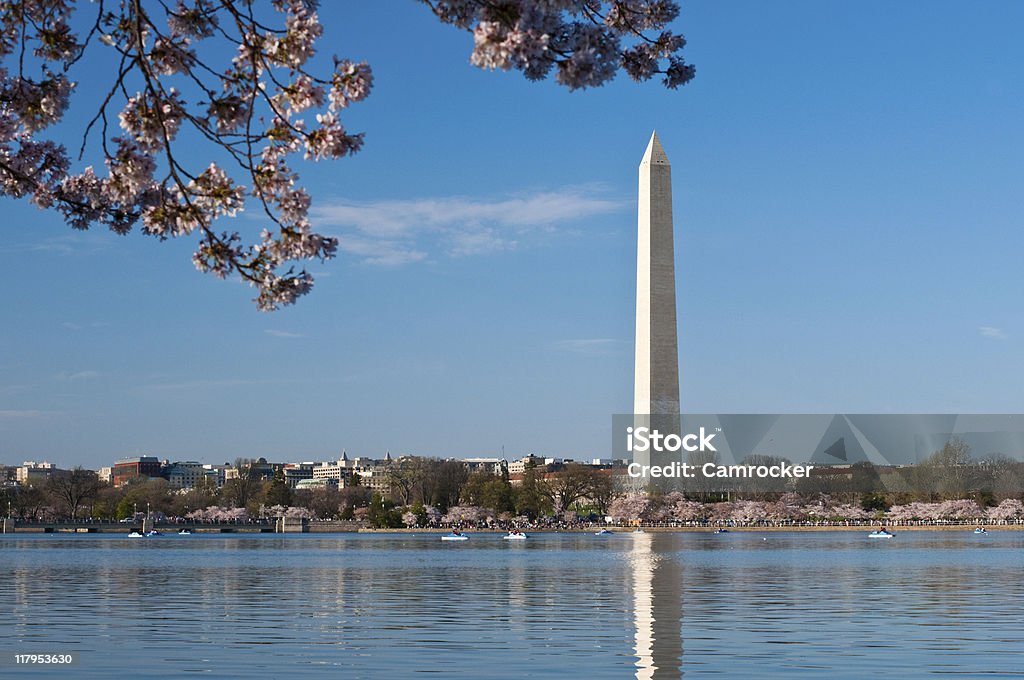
[2,1,691,310]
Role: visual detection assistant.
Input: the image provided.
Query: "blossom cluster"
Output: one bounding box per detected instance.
[401,505,443,526]
[604,493,1023,523]
[886,499,1024,522]
[443,504,488,524]
[421,0,695,90]
[187,505,251,522]
[264,504,315,519]
[1,0,371,309]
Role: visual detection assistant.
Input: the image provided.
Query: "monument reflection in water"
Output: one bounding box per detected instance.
[630,533,684,678]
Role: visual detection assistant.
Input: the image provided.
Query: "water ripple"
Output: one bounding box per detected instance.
[1,531,1022,678]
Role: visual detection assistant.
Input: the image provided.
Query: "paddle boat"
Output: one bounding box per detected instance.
[974,527,988,535]
[502,531,527,540]
[868,529,894,538]
[594,528,614,536]
[145,530,162,537]
[441,531,469,541]
[178,529,192,535]
[714,528,729,534]
[128,531,144,538]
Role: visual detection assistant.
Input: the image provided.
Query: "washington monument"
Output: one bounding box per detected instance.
[634,131,680,470]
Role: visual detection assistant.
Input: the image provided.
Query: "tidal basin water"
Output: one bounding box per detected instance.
[3,531,1023,679]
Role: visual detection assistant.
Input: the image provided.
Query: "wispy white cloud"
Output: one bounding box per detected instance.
[0,409,50,419]
[57,370,101,381]
[979,326,1008,340]
[138,376,354,392]
[62,321,110,331]
[264,330,305,339]
[553,338,621,356]
[333,234,428,267]
[0,234,110,256]
[140,378,267,392]
[311,186,625,265]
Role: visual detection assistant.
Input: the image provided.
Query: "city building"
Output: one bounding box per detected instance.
[224,457,282,482]
[463,458,507,476]
[508,454,542,475]
[283,463,315,488]
[112,456,162,486]
[295,478,334,490]
[202,464,229,488]
[166,461,206,489]
[0,465,16,487]
[16,461,61,486]
[312,452,394,492]
[312,453,354,487]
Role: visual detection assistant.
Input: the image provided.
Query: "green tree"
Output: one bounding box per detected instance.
[428,460,469,511]
[587,471,616,515]
[461,472,514,512]
[860,492,889,512]
[264,474,293,508]
[514,465,551,519]
[115,496,136,521]
[367,493,403,528]
[117,478,174,517]
[410,502,429,527]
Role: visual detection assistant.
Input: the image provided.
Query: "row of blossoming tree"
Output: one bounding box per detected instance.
[353,495,1024,528]
[600,493,1024,525]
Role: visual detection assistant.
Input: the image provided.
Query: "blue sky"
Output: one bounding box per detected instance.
[3,1,1024,469]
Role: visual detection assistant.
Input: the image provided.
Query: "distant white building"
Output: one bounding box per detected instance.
[312,451,393,492]
[295,478,334,490]
[463,458,507,476]
[508,455,541,475]
[312,454,351,486]
[202,464,229,488]
[17,461,59,486]
[283,463,315,488]
[166,461,205,489]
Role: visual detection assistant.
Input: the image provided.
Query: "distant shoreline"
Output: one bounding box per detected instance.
[364,524,1022,534]
[4,521,1020,535]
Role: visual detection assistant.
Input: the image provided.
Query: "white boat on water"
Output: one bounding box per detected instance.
[503,532,527,540]
[974,528,987,534]
[145,531,162,537]
[594,529,614,536]
[441,532,469,541]
[178,529,192,535]
[868,531,894,539]
[128,531,144,538]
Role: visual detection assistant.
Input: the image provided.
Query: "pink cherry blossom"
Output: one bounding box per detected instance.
[2,1,691,309]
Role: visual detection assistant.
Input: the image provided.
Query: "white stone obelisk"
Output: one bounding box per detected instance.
[634,132,680,471]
